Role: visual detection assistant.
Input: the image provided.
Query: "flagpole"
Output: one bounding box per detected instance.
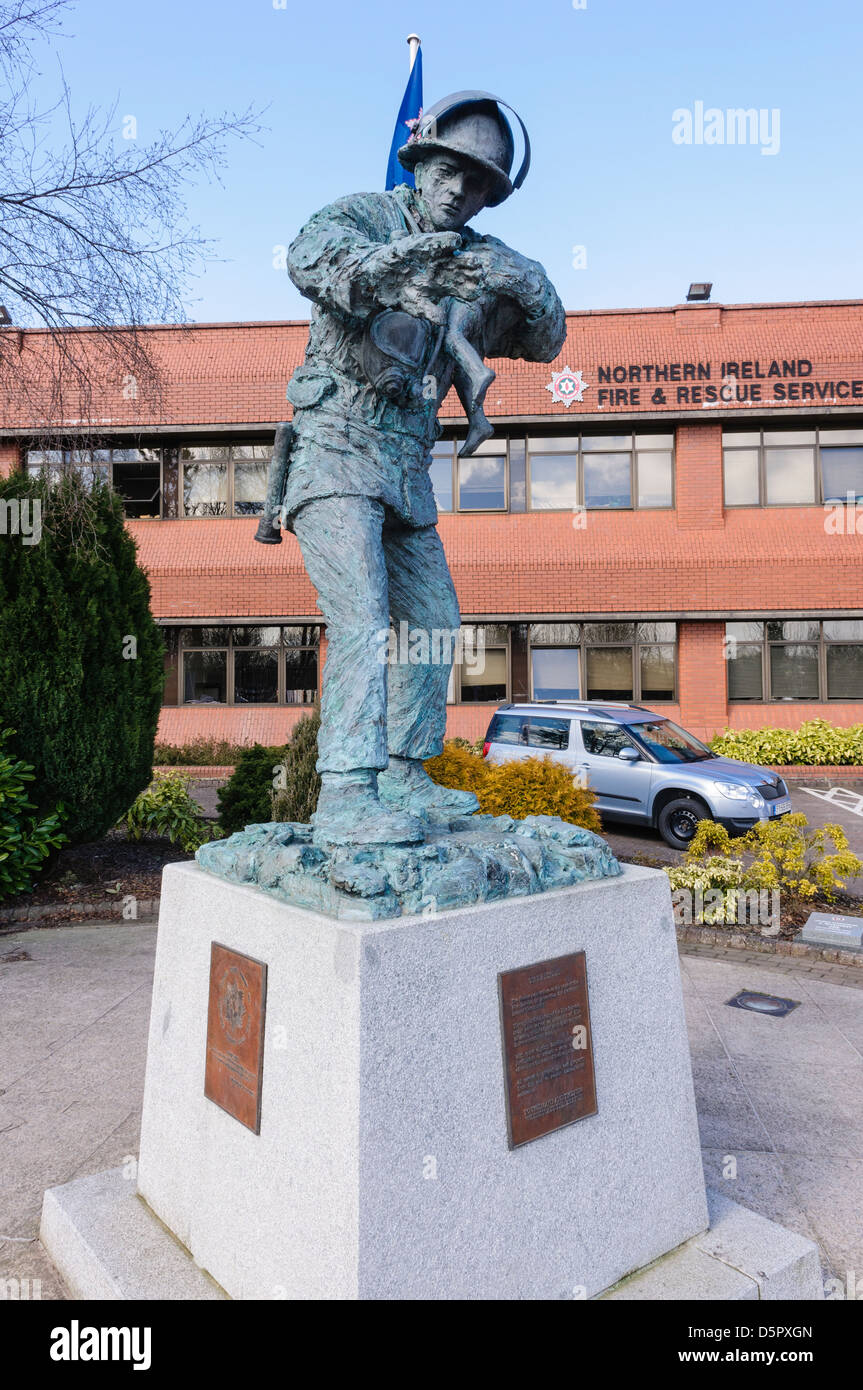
[407,33,421,72]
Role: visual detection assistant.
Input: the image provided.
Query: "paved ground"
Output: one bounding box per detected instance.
[1,917,862,1299]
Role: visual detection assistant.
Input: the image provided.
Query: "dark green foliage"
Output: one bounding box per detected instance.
[272,710,321,823]
[0,473,165,845]
[0,728,66,899]
[217,712,322,835]
[217,744,285,835]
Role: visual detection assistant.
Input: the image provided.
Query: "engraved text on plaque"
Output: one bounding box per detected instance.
[499,951,596,1148]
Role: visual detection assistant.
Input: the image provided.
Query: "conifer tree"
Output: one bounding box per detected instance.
[0,472,164,843]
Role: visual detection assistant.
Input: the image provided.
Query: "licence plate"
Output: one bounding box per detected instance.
[771,797,792,816]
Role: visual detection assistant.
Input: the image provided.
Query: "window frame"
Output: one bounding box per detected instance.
[524,432,675,513]
[725,620,863,702]
[450,623,511,704]
[527,623,678,704]
[179,442,271,519]
[178,625,320,707]
[432,432,676,514]
[26,445,163,519]
[721,427,863,508]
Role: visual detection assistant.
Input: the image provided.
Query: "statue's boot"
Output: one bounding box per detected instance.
[312,770,425,847]
[377,755,480,819]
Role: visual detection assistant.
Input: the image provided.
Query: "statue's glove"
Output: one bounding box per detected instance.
[355,232,484,326]
[458,243,549,318]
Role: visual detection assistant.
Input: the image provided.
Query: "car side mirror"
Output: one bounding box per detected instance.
[618,747,640,762]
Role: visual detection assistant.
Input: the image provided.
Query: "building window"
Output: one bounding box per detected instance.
[526,432,674,511]
[176,626,319,705]
[527,622,677,703]
[431,432,674,513]
[529,623,581,699]
[180,442,271,517]
[429,441,454,512]
[723,427,863,506]
[431,438,509,513]
[26,447,162,518]
[726,620,863,701]
[451,624,509,702]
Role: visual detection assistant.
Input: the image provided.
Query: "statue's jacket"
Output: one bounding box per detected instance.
[284,183,566,527]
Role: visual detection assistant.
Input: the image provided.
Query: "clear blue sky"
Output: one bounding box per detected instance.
[41,0,863,321]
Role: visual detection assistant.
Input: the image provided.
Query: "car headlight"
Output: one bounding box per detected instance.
[713,780,749,801]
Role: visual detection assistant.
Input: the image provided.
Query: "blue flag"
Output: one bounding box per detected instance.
[385,48,423,190]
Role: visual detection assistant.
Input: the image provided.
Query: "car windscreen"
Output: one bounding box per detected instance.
[627,719,713,763]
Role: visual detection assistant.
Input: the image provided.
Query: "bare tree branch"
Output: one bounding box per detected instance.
[0,0,265,437]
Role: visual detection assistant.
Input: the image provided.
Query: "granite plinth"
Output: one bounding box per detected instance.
[39,860,824,1301]
[195,813,620,921]
[114,861,706,1298]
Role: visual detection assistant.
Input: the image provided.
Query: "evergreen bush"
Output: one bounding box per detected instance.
[216,743,285,835]
[217,712,323,834]
[271,710,322,824]
[709,719,863,766]
[0,472,164,844]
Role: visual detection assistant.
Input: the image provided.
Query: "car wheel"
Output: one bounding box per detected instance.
[657,796,710,851]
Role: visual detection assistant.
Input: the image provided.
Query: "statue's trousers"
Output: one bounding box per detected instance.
[292,495,460,773]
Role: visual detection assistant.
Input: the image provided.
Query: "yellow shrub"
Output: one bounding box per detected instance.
[682,811,862,904]
[424,743,490,796]
[425,744,600,832]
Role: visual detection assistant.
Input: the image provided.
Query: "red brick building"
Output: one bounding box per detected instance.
[2,298,862,747]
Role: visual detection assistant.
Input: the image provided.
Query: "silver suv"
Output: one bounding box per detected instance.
[482,701,792,850]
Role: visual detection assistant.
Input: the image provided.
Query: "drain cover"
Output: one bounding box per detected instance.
[726,990,800,1018]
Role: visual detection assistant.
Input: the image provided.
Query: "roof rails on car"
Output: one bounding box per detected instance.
[531,699,650,711]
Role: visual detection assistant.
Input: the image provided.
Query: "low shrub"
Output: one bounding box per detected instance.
[709,719,863,767]
[666,812,863,922]
[154,738,243,766]
[446,735,486,756]
[217,712,322,834]
[122,771,214,853]
[217,744,285,835]
[423,743,490,798]
[0,729,66,899]
[425,742,600,831]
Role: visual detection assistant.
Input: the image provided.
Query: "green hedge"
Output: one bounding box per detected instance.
[709,719,863,766]
[154,738,245,766]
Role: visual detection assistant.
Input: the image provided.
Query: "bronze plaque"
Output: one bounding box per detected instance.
[204,943,267,1133]
[499,951,597,1148]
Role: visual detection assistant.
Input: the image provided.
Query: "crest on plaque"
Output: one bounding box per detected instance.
[218,964,252,1043]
